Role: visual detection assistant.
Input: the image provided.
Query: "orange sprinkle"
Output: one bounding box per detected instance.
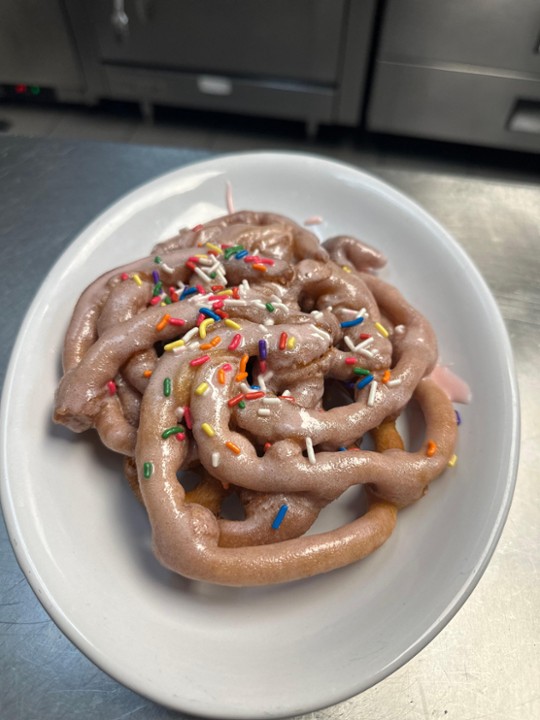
[252,263,267,272]
[381,369,391,384]
[426,440,437,457]
[155,313,171,331]
[239,354,249,373]
[225,441,241,455]
[143,370,153,378]
[210,336,222,347]
[200,342,213,350]
[217,368,226,384]
[235,372,248,382]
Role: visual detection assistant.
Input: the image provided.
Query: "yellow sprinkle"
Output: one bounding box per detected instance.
[132,273,142,286]
[160,301,167,306]
[164,339,185,351]
[286,336,296,350]
[448,454,458,467]
[199,318,215,339]
[201,422,215,437]
[375,322,389,338]
[195,382,209,396]
[205,242,223,254]
[195,254,208,258]
[217,289,234,296]
[225,319,242,330]
[342,265,352,273]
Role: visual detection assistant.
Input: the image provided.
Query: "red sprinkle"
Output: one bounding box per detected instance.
[259,360,267,374]
[245,391,265,400]
[196,313,205,326]
[188,256,200,264]
[169,289,179,302]
[175,432,186,442]
[232,286,240,299]
[228,393,245,407]
[243,255,259,263]
[258,257,275,266]
[264,442,272,452]
[168,317,186,326]
[345,357,357,365]
[359,333,372,340]
[183,406,192,430]
[192,224,203,232]
[120,272,129,281]
[190,355,210,367]
[107,380,117,396]
[196,285,206,294]
[215,309,229,319]
[279,332,288,350]
[222,363,233,372]
[211,285,225,292]
[228,333,243,350]
[150,296,161,306]
[186,261,197,271]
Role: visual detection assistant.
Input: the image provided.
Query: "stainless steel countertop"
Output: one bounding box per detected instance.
[1,137,538,720]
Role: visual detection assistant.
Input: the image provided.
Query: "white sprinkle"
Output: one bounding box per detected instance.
[240,382,252,394]
[257,408,271,417]
[262,397,280,405]
[223,299,249,306]
[312,326,332,343]
[387,378,402,388]
[197,257,214,266]
[257,375,267,392]
[161,262,175,274]
[225,181,235,214]
[258,324,267,333]
[241,279,251,294]
[310,310,324,320]
[367,380,378,407]
[183,326,199,342]
[282,389,291,397]
[175,407,185,420]
[357,347,374,359]
[355,336,374,351]
[269,296,289,311]
[211,452,220,468]
[264,318,275,326]
[344,336,357,352]
[339,308,359,316]
[254,299,267,310]
[193,266,212,284]
[305,437,316,465]
[262,370,273,382]
[172,344,186,354]
[216,269,228,285]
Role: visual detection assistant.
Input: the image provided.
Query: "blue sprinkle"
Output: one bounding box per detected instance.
[152,270,160,284]
[338,446,347,451]
[250,385,261,390]
[271,504,288,530]
[340,316,364,329]
[455,410,462,426]
[199,307,221,321]
[180,286,198,300]
[235,249,249,260]
[356,374,374,390]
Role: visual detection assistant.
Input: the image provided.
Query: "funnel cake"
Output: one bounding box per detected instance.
[54,210,459,585]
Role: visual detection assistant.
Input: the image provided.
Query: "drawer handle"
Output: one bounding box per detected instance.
[111,0,130,40]
[507,100,540,135]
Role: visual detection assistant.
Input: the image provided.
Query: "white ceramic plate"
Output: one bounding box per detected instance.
[0,152,519,719]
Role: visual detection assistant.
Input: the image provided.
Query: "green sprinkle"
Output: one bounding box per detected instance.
[161,425,185,439]
[143,462,153,479]
[163,296,172,304]
[224,245,244,260]
[152,281,163,296]
[163,377,172,396]
[209,272,217,279]
[353,367,371,376]
[238,400,246,409]
[265,302,275,312]
[154,255,162,264]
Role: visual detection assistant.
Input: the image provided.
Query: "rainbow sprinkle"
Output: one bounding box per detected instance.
[143,462,153,479]
[107,380,117,396]
[190,355,211,367]
[228,333,243,350]
[426,440,437,457]
[163,377,172,396]
[272,505,288,530]
[375,322,389,338]
[195,382,209,396]
[340,317,364,329]
[225,319,242,330]
[201,422,215,437]
[356,374,374,390]
[161,425,185,439]
[225,440,241,455]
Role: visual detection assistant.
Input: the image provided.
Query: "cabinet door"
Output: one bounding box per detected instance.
[85,0,346,84]
[378,0,540,77]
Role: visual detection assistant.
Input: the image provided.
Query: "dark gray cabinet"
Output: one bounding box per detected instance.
[66,0,377,130]
[367,0,540,152]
